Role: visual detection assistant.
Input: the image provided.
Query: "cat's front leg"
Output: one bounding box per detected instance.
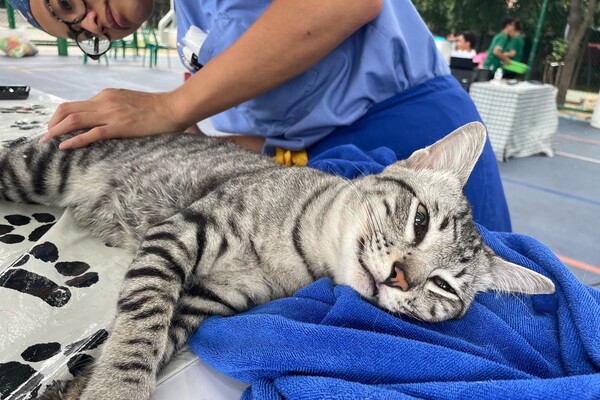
[78,317,159,400]
[79,213,204,400]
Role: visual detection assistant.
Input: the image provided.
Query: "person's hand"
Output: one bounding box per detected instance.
[40,89,186,150]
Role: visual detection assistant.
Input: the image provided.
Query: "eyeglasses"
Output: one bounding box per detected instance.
[44,0,112,60]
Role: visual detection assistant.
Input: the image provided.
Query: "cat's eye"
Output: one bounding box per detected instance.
[430,276,457,295]
[415,204,428,226]
[413,203,429,244]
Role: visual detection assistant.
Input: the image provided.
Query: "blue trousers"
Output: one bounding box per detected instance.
[307,75,512,232]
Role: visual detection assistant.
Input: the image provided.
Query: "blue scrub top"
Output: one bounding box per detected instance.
[174,0,450,154]
[174,0,512,232]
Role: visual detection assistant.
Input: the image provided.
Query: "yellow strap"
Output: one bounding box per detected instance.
[275,148,308,167]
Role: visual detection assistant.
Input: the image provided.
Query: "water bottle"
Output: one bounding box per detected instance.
[493,68,503,82]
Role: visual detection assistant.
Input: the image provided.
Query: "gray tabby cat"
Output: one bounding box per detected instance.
[0,122,554,400]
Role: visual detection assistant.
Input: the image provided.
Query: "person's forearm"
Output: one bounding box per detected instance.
[493,47,511,64]
[168,0,383,128]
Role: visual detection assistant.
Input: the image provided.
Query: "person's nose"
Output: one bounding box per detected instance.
[78,10,104,36]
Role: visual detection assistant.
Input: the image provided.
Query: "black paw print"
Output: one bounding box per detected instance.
[0,213,57,244]
[9,120,44,131]
[0,104,49,115]
[0,329,108,399]
[0,242,100,307]
[63,329,108,376]
[0,360,43,400]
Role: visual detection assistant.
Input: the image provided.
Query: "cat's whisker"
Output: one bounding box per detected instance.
[369,199,386,237]
[341,205,369,242]
[346,160,369,179]
[338,175,377,238]
[364,198,385,240]
[341,204,363,225]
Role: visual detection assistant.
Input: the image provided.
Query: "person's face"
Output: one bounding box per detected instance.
[30,0,154,41]
[505,23,516,36]
[456,35,471,51]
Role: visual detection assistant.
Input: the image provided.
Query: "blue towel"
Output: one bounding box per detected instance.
[306,144,397,178]
[188,146,600,399]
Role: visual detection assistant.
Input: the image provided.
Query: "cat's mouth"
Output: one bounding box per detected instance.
[357,256,378,296]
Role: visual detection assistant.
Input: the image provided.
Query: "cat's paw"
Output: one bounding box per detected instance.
[37,372,90,400]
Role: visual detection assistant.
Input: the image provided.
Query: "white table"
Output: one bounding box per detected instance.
[469,81,558,161]
[0,90,246,400]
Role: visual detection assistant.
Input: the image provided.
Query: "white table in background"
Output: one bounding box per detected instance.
[469,81,558,161]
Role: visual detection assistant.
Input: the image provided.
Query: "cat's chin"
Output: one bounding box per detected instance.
[373,285,411,313]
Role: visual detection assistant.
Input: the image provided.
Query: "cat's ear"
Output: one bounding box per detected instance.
[406,121,487,187]
[485,256,555,295]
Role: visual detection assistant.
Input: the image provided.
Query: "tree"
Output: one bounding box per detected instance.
[412,0,560,52]
[413,0,599,89]
[556,0,598,104]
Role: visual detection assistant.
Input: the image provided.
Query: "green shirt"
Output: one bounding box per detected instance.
[483,32,510,71]
[506,34,525,62]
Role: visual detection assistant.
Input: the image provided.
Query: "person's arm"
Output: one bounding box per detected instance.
[43,0,383,150]
[493,46,512,64]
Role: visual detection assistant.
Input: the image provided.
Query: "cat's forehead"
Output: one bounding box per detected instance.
[370,165,467,213]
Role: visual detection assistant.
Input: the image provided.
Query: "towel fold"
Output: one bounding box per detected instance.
[306,144,397,178]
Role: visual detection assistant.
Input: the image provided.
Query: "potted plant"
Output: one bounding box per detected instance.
[543,38,567,85]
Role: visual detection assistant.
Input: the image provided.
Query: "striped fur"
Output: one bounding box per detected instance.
[1,122,554,400]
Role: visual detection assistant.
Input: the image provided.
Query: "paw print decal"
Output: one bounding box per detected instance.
[0,213,57,244]
[0,242,99,307]
[0,330,108,400]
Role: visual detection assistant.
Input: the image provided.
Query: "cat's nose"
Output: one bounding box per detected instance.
[383,261,410,291]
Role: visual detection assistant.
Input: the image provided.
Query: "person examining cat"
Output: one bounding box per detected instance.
[8,0,511,232]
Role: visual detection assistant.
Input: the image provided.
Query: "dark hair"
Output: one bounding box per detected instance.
[513,19,521,31]
[502,17,516,28]
[460,31,477,50]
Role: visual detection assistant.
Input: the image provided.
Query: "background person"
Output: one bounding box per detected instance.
[483,17,516,79]
[451,31,477,59]
[504,20,525,62]
[503,19,525,79]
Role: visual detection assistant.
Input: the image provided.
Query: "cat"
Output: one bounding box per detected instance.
[0,121,554,400]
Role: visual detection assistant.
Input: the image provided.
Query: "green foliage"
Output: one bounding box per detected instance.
[546,38,567,62]
[412,0,570,46]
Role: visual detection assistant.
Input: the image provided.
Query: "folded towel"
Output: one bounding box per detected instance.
[188,145,600,399]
